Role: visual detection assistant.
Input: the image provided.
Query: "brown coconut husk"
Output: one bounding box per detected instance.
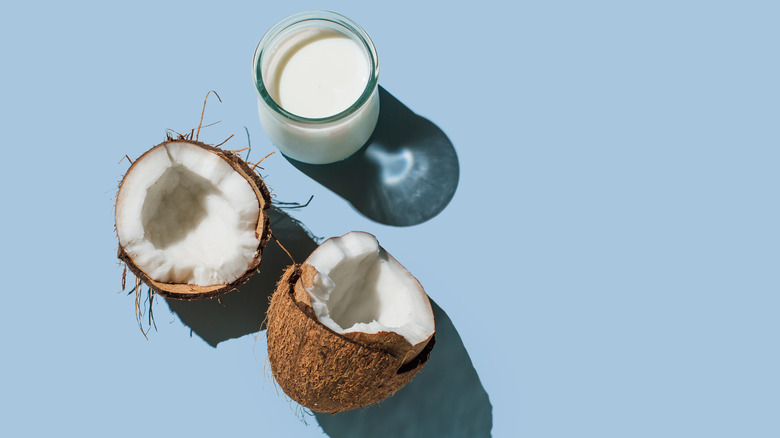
[116,137,272,300]
[294,262,431,365]
[266,264,435,413]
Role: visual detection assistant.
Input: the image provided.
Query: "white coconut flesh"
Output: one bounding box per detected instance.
[304,232,434,348]
[116,141,261,286]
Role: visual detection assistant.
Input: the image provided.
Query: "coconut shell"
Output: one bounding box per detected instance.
[266,264,435,413]
[293,263,430,365]
[116,138,272,300]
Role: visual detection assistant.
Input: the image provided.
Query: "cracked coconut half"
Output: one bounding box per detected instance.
[115,137,271,300]
[267,231,435,413]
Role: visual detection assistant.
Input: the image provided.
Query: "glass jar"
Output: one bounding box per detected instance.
[253,11,380,164]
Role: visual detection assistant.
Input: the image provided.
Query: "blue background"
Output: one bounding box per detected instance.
[2,1,778,437]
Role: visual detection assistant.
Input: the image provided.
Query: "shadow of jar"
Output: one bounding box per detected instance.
[285,87,459,227]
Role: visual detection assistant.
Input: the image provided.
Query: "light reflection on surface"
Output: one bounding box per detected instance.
[367,147,415,186]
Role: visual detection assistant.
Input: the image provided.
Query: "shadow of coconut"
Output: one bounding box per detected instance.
[285,87,459,227]
[164,208,319,347]
[314,300,493,438]
[164,210,492,436]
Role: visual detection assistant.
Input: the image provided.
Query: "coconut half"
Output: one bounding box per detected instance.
[266,231,435,413]
[115,138,271,299]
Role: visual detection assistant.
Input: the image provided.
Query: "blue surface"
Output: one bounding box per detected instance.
[2,1,779,437]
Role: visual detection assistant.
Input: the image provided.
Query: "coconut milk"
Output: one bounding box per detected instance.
[254,12,380,164]
[269,29,368,119]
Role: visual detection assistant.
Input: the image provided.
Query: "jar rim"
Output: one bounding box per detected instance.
[252,10,380,125]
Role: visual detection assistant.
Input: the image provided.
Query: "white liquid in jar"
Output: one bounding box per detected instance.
[255,18,380,164]
[268,29,369,118]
